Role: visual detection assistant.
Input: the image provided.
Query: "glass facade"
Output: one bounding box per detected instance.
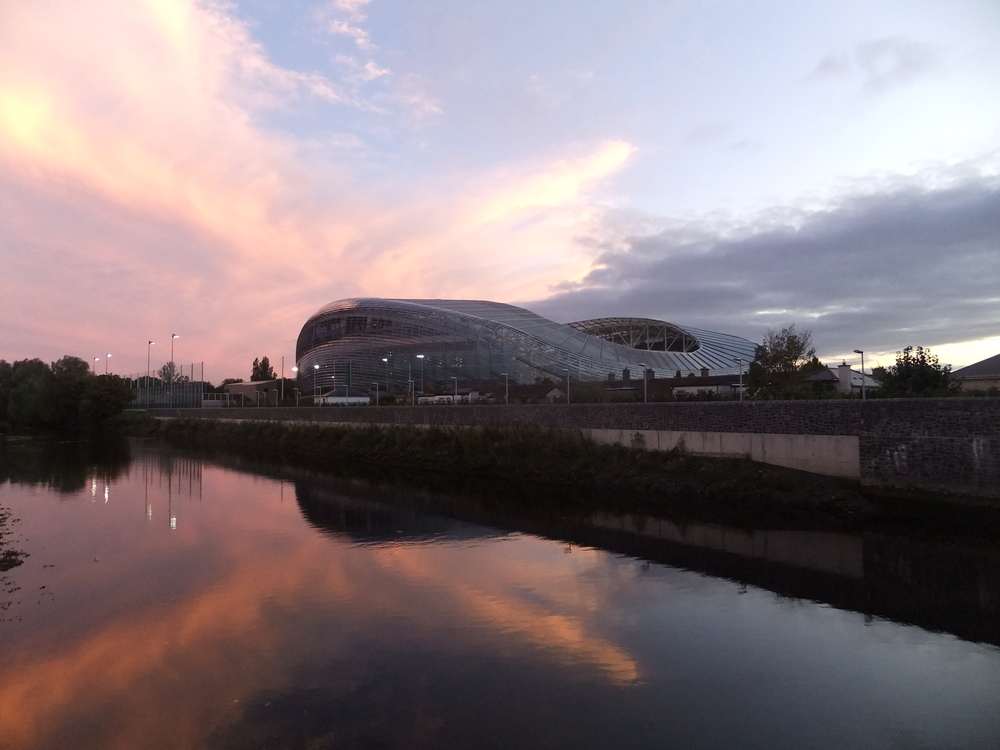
[296,298,758,395]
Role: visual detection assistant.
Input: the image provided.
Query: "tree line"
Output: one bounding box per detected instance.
[0,356,134,433]
[745,325,961,399]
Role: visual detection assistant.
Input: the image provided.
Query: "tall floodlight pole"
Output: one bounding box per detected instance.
[313,363,320,403]
[147,341,154,408]
[291,366,298,405]
[417,354,425,394]
[93,357,99,373]
[733,358,744,402]
[853,349,866,400]
[500,372,508,405]
[639,362,648,403]
[382,357,389,393]
[451,376,458,405]
[170,334,179,407]
[105,353,112,375]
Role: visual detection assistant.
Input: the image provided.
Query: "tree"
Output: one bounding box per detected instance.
[746,325,817,399]
[158,362,189,384]
[873,346,959,397]
[251,357,276,381]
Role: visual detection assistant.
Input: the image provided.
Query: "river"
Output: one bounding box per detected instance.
[1,439,998,749]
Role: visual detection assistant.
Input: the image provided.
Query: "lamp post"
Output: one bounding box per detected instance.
[382,357,389,394]
[408,379,414,406]
[146,341,154,407]
[169,334,178,407]
[290,366,298,405]
[105,353,112,375]
[451,376,458,405]
[294,387,300,407]
[733,357,744,402]
[853,349,866,400]
[416,354,425,394]
[281,356,284,402]
[313,363,320,403]
[639,362,647,403]
[372,381,379,407]
[500,372,508,405]
[93,357,99,374]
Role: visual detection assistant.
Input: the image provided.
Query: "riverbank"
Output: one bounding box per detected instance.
[136,416,1000,542]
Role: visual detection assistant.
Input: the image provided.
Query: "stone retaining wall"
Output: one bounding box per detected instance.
[146,398,1000,496]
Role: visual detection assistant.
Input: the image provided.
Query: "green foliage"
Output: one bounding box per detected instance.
[0,356,135,433]
[251,357,276,381]
[873,346,960,397]
[158,362,189,384]
[746,325,817,399]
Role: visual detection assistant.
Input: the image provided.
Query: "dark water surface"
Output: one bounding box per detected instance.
[1,441,999,750]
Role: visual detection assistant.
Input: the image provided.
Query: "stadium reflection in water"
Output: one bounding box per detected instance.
[1,443,999,750]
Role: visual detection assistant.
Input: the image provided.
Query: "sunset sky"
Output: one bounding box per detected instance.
[2,0,998,380]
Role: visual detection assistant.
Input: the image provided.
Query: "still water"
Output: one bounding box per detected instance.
[1,440,999,750]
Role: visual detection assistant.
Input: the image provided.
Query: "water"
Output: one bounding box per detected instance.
[1,440,999,750]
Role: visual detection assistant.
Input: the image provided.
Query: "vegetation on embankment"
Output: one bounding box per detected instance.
[148,417,1000,540]
[0,357,134,436]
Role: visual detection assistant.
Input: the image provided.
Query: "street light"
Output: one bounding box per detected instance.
[290,366,298,405]
[372,381,379,407]
[416,354,425,394]
[639,362,647,403]
[105,353,112,375]
[382,357,389,393]
[408,379,414,406]
[313,363,320,403]
[169,334,179,407]
[733,357,744,402]
[853,349,866,400]
[500,372,509,405]
[451,376,458,405]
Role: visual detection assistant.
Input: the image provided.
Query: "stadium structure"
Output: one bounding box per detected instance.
[296,298,757,395]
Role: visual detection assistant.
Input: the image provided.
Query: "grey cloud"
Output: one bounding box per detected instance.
[529,179,1000,363]
[806,37,937,93]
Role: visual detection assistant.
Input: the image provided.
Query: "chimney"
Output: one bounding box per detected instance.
[700,367,709,378]
[607,372,616,382]
[837,362,853,393]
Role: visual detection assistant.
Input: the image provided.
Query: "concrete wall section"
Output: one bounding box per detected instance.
[583,429,860,478]
[147,397,1000,495]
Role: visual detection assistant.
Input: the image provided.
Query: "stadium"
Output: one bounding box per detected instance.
[295,298,757,395]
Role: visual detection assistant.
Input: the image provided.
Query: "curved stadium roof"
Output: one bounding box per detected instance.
[296,298,757,392]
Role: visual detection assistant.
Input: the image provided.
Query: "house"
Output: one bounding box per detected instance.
[316,387,371,406]
[805,363,880,394]
[953,353,1000,392]
[224,380,281,405]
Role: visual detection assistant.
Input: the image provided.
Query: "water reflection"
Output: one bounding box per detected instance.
[0,441,998,750]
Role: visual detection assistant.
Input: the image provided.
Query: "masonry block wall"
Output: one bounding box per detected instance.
[150,398,1000,495]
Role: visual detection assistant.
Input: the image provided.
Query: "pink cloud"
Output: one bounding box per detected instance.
[0,1,633,379]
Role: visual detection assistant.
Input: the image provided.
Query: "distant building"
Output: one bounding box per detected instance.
[805,363,880,394]
[295,298,757,396]
[224,380,281,405]
[953,353,1000,392]
[316,387,371,406]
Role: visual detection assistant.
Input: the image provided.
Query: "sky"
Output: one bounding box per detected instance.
[1,0,998,381]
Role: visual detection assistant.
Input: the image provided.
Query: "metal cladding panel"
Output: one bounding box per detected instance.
[296,298,757,393]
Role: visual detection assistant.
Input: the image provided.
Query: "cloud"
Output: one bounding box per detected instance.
[807,37,938,93]
[0,0,635,376]
[529,175,1000,365]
